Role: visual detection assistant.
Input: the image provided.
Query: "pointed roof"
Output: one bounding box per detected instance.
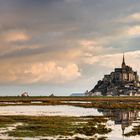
[122,53,126,68]
[123,53,125,64]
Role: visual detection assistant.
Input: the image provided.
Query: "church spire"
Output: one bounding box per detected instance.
[123,53,125,64]
[122,53,126,68]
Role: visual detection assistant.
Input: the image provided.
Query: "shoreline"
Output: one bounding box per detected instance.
[0,96,140,109]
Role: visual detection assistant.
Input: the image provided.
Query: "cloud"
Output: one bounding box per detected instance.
[118,12,140,23]
[126,26,140,37]
[114,12,140,37]
[79,40,97,47]
[84,50,140,73]
[25,62,81,84]
[0,61,81,84]
[2,30,30,42]
[79,39,116,58]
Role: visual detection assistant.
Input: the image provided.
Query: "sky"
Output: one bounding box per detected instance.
[0,0,140,96]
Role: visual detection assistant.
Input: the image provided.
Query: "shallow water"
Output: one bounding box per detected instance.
[60,101,92,103]
[0,105,140,140]
[99,109,140,140]
[0,105,102,116]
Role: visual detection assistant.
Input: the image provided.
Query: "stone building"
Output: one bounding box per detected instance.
[89,54,140,96]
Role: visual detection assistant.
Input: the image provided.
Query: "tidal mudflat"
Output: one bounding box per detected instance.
[0,97,140,139]
[0,106,140,139]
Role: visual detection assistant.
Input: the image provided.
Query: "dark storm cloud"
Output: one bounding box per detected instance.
[0,0,140,59]
[0,1,137,35]
[0,1,140,55]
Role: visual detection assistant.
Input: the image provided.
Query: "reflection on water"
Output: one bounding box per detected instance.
[99,109,138,134]
[98,108,140,140]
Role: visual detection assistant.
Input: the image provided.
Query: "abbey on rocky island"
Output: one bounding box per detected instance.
[88,54,140,96]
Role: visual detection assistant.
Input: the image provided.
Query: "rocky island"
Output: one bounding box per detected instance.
[88,54,140,96]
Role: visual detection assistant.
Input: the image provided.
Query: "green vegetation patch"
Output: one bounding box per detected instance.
[0,116,16,127]
[75,121,111,136]
[0,116,111,138]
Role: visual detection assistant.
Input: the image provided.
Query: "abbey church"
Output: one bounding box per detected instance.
[89,54,140,96]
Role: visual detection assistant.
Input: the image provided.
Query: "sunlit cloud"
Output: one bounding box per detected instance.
[126,26,140,37]
[84,50,140,72]
[79,40,98,47]
[2,31,30,42]
[118,12,140,23]
[0,61,81,84]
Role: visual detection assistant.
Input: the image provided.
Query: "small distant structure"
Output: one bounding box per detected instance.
[21,92,29,97]
[49,94,55,97]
